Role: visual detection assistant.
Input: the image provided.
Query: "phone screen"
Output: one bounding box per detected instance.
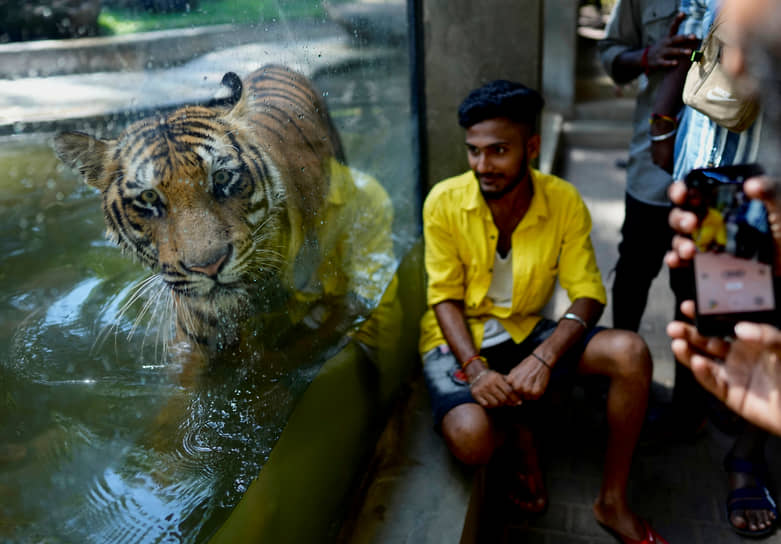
[684,164,776,337]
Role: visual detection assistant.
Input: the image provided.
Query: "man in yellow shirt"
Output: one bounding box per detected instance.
[420,80,662,543]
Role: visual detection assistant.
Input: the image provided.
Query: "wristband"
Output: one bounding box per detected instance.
[650,128,677,142]
[462,354,487,370]
[530,351,551,370]
[560,312,588,330]
[641,46,650,75]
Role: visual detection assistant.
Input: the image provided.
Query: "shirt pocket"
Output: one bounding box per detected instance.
[642,0,678,44]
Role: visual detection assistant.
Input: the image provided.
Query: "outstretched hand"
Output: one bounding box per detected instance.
[667,300,781,436]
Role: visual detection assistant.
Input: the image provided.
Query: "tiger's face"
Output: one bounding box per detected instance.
[57,108,287,347]
[54,66,337,350]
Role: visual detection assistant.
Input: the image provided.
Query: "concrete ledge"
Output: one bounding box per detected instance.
[0,20,343,79]
[325,2,407,47]
[561,119,633,149]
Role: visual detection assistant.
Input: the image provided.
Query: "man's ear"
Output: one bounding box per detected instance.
[527,133,541,161]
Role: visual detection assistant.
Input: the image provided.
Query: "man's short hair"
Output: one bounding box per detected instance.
[457,80,545,130]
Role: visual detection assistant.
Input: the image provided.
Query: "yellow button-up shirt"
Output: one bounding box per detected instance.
[419,168,607,355]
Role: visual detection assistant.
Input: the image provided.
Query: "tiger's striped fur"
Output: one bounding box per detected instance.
[54,65,346,351]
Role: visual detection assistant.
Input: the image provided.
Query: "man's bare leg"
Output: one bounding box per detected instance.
[441,403,500,465]
[441,403,546,512]
[577,329,653,541]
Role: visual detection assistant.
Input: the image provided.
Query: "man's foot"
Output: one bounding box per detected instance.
[593,500,661,543]
[487,428,547,515]
[724,455,778,537]
[505,455,547,514]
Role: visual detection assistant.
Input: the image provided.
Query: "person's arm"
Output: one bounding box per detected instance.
[603,12,697,85]
[433,300,521,407]
[505,297,603,401]
[650,0,707,172]
[649,60,692,173]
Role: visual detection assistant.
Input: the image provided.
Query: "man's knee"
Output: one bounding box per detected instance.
[586,330,652,382]
[609,330,652,381]
[441,403,496,465]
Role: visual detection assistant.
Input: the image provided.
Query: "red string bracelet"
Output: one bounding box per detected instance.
[462,354,487,370]
[641,46,650,75]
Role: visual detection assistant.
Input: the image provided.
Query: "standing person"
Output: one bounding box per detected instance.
[651,0,776,537]
[598,0,698,334]
[420,80,664,543]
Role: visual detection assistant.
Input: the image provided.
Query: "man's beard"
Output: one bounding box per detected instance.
[479,156,528,200]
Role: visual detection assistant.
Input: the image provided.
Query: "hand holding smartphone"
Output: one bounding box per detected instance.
[683,164,776,337]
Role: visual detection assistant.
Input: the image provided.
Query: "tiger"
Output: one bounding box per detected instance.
[53,64,392,363]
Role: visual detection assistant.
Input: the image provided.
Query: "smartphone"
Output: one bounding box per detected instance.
[683,164,775,337]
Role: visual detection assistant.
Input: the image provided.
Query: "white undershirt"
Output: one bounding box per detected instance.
[481,249,513,348]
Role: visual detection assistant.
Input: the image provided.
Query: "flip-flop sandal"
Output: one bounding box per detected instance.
[724,455,779,538]
[598,518,668,544]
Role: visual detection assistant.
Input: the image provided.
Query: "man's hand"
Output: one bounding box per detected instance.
[506,355,551,401]
[667,300,781,436]
[470,369,522,408]
[646,13,699,71]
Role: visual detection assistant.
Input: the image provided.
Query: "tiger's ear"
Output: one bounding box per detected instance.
[206,72,244,110]
[53,131,113,192]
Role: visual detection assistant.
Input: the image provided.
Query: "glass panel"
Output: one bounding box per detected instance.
[0,1,419,542]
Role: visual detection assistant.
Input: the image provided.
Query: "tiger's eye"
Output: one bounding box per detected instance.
[141,189,159,204]
[213,170,231,185]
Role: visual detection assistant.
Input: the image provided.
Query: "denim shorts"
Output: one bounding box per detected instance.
[421,318,605,427]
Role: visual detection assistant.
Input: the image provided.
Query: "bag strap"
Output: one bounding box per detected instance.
[691,9,726,63]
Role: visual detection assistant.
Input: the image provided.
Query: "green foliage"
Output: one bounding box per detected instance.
[98,0,329,35]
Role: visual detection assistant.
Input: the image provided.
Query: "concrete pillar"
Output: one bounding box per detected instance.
[542,0,578,116]
[421,0,543,190]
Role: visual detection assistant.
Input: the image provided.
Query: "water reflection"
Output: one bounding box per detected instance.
[1,56,413,544]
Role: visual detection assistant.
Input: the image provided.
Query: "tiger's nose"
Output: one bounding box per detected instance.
[186,245,231,278]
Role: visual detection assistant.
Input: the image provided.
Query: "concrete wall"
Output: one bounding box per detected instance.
[421,0,543,190]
